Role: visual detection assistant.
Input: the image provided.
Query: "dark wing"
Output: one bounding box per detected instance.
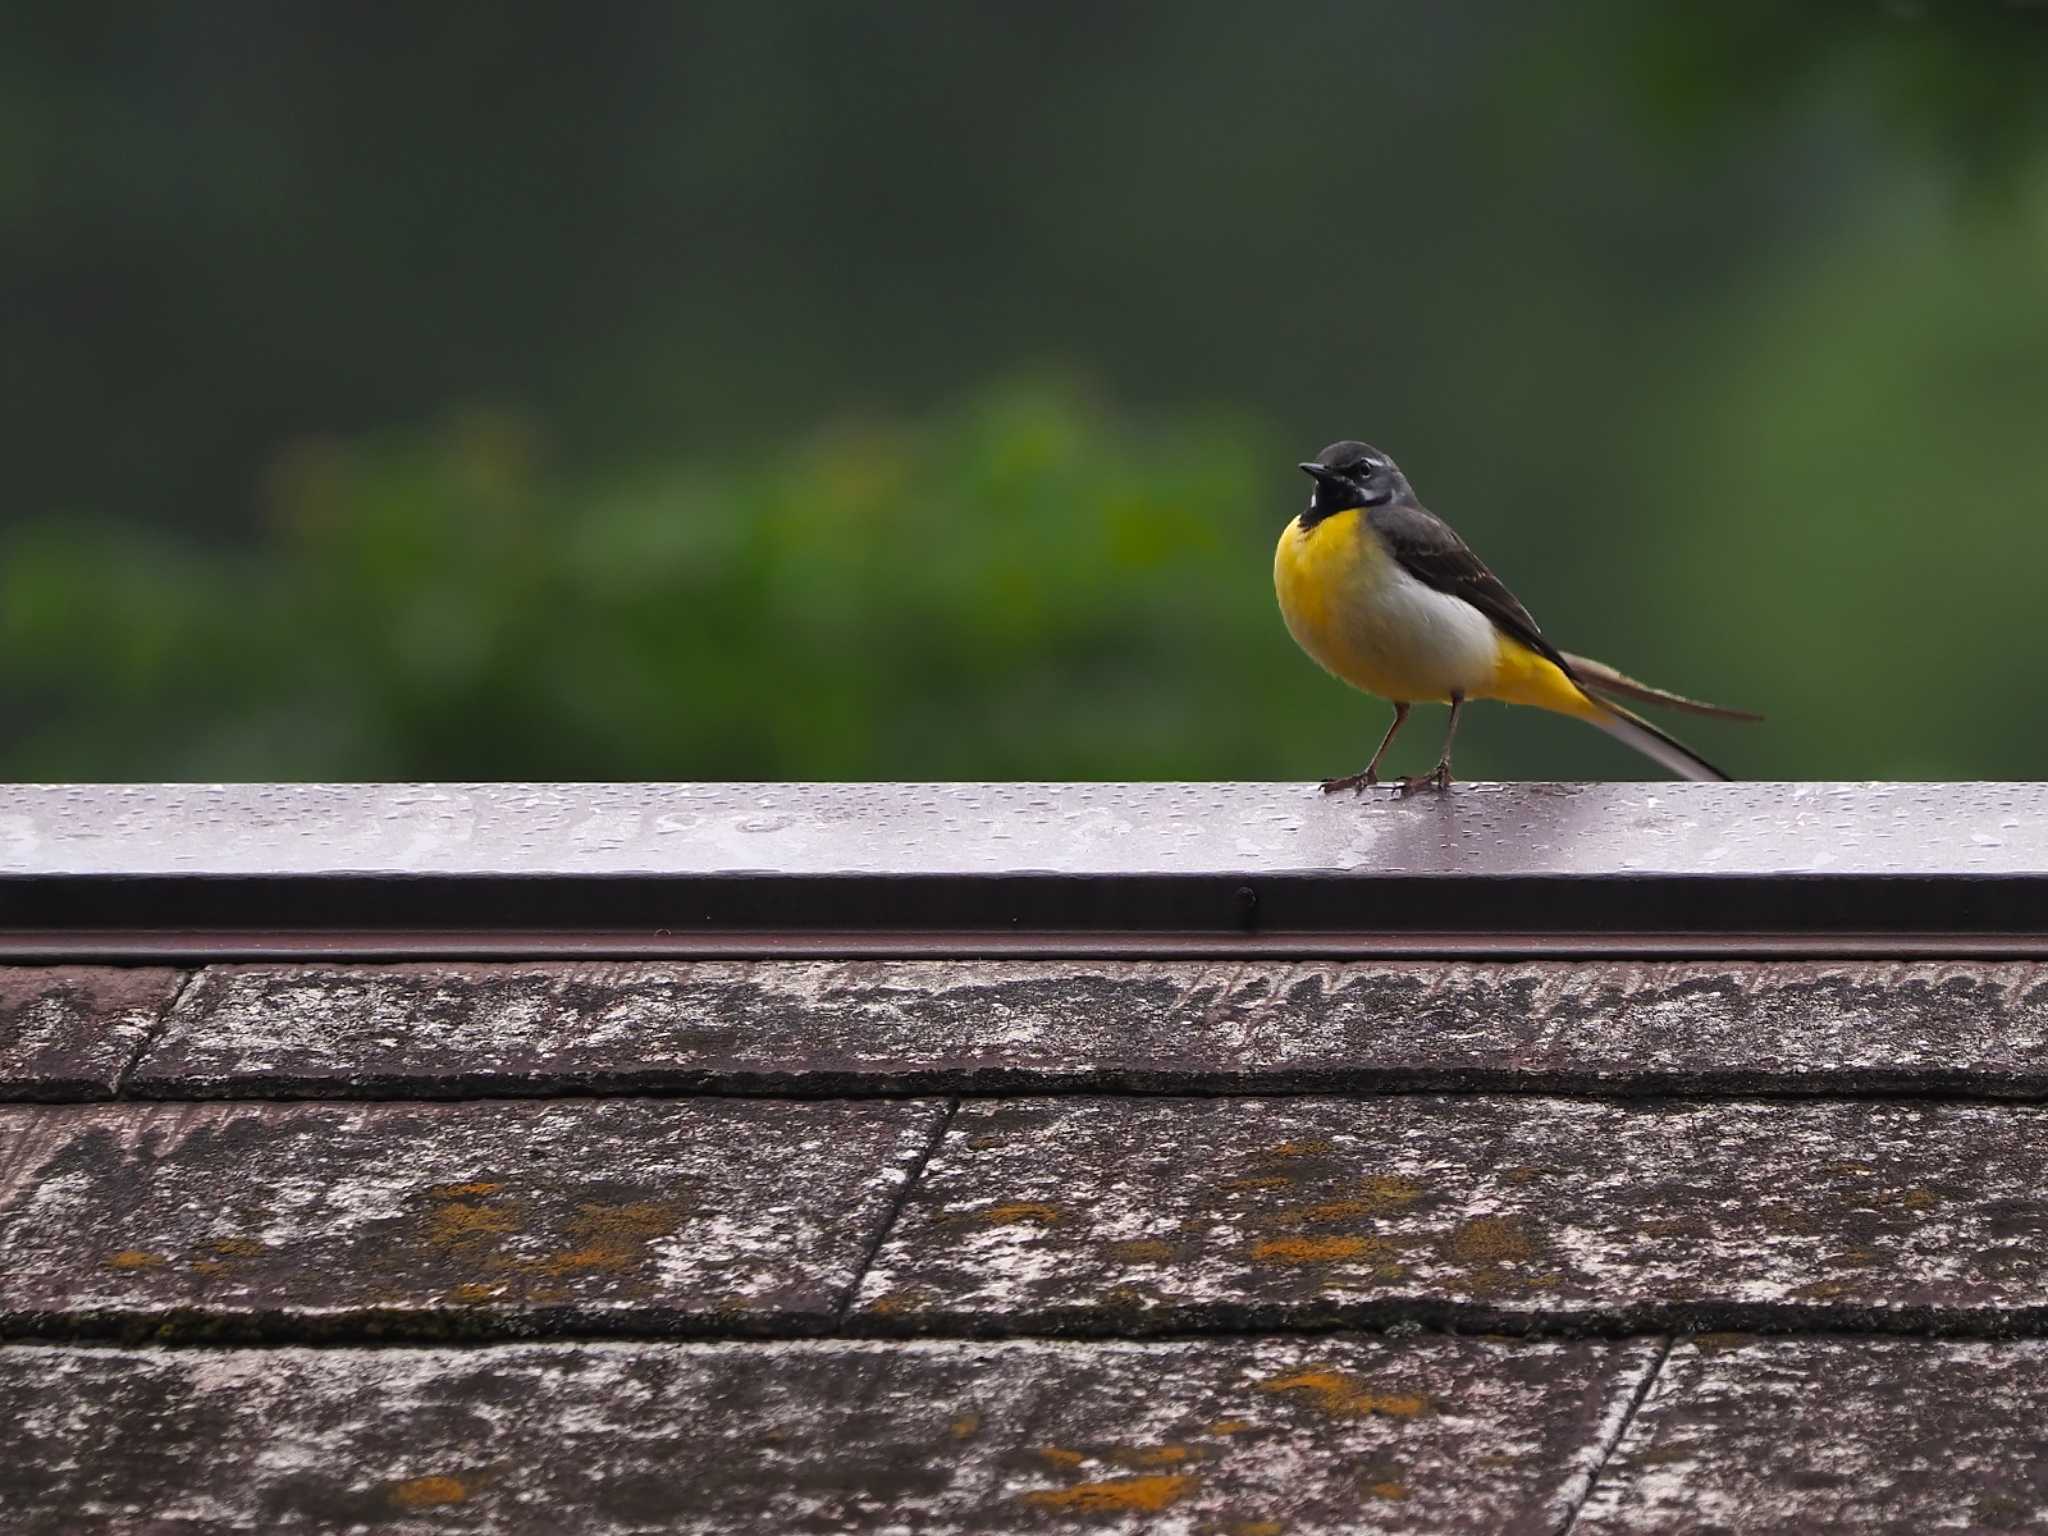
[1367,501,1576,677]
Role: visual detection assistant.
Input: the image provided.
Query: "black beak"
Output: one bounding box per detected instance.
[1298,462,1344,486]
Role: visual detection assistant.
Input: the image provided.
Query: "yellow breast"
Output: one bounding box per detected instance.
[1274,510,1370,663]
[1273,510,1504,705]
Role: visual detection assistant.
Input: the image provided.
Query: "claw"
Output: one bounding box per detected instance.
[1395,765,1453,796]
[1319,770,1379,795]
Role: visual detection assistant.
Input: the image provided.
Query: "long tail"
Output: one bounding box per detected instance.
[1495,640,1757,780]
[1560,652,1763,722]
[1584,697,1730,781]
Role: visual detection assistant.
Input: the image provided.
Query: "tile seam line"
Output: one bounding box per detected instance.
[2,1314,2040,1350]
[110,967,203,1099]
[1555,1333,1674,1536]
[26,1085,2048,1109]
[16,946,2048,963]
[832,1096,958,1323]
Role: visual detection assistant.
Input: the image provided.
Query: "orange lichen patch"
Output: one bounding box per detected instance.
[1902,1188,1940,1210]
[1500,1165,1562,1185]
[1105,1239,1174,1263]
[950,1411,981,1440]
[430,1181,506,1199]
[189,1239,262,1276]
[1223,1176,1296,1190]
[1265,1140,1331,1158]
[1301,1199,1370,1222]
[1036,1447,1087,1469]
[1020,1473,1195,1514]
[1368,1480,1410,1501]
[1445,1217,1537,1266]
[447,1282,502,1304]
[1360,1174,1424,1210]
[1108,1445,1194,1468]
[1207,1418,1252,1435]
[1251,1235,1375,1263]
[1229,1522,1284,1536]
[864,1290,928,1316]
[981,1201,1064,1227]
[105,1250,167,1270]
[568,1200,681,1243]
[523,1199,684,1277]
[1259,1369,1430,1420]
[537,1245,635,1276]
[425,1199,522,1247]
[389,1475,469,1510]
[435,1198,689,1283]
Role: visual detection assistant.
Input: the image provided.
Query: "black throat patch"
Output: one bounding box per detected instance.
[1296,487,1354,532]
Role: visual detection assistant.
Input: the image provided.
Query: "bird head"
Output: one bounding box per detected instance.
[1297,440,1408,525]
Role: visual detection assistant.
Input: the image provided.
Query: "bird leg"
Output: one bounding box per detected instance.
[1321,702,1410,794]
[1397,692,1464,795]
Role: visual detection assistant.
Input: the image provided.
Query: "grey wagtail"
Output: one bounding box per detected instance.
[1275,440,1759,793]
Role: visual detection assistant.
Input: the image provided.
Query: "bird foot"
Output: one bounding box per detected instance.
[1319,770,1379,795]
[1395,765,1453,796]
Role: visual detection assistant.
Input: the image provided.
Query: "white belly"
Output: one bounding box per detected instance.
[1349,559,1501,696]
[1302,548,1499,704]
[1276,511,1503,703]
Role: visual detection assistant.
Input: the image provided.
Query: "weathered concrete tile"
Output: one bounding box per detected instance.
[130,959,2048,1097]
[0,1335,1658,1534]
[136,960,1261,1096]
[0,1098,941,1339]
[0,967,178,1100]
[857,1096,2048,1332]
[1578,1337,2048,1534]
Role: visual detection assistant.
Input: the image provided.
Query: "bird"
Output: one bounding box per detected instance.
[1274,440,1758,793]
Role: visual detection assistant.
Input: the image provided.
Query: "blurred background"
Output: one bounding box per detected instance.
[5,1,2046,783]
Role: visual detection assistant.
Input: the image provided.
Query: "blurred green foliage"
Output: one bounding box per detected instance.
[3,386,1296,779]
[4,2,2047,783]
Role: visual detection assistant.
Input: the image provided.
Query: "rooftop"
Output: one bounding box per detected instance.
[5,782,2048,1532]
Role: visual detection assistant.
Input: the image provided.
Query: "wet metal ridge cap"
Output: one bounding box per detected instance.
[3,782,2043,879]
[0,782,2044,950]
